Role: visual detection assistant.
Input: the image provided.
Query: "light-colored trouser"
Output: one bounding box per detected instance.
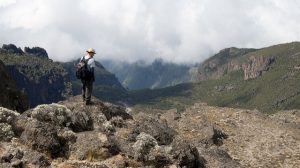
[81,79,93,101]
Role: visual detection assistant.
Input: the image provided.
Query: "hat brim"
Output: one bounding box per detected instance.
[86,51,96,54]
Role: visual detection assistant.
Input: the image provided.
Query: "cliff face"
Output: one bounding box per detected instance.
[0,60,29,112]
[0,53,72,108]
[242,56,275,80]
[197,47,277,81]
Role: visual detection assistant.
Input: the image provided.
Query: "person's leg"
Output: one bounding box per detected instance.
[86,80,93,104]
[81,79,86,101]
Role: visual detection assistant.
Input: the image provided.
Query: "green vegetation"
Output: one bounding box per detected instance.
[128,42,300,113]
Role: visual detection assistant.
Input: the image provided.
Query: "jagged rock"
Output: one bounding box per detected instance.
[100,102,133,121]
[69,110,93,132]
[29,103,93,132]
[110,116,126,128]
[24,46,48,58]
[170,136,206,168]
[30,104,72,127]
[0,123,15,142]
[129,115,177,145]
[20,120,61,157]
[0,146,51,168]
[70,132,119,162]
[131,132,172,167]
[57,128,77,145]
[1,44,24,55]
[199,146,241,168]
[103,121,116,133]
[0,108,20,142]
[22,149,51,167]
[60,96,132,130]
[212,127,228,146]
[132,132,158,161]
[0,107,20,125]
[242,56,275,80]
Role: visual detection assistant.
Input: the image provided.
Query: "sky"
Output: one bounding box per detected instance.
[0,0,300,63]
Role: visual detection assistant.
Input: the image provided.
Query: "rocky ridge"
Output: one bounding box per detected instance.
[0,96,299,167]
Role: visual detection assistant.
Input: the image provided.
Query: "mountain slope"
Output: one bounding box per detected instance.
[102,59,197,90]
[63,60,128,102]
[0,60,29,112]
[128,42,300,113]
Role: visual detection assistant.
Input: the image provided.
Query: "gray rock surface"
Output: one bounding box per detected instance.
[129,115,177,145]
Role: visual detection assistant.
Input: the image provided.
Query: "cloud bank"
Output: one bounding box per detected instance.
[0,0,300,63]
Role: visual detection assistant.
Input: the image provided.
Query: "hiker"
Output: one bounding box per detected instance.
[78,48,96,105]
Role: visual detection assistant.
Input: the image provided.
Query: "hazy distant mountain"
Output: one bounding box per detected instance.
[102,58,198,90]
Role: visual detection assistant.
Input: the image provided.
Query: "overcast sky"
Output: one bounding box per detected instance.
[0,0,300,63]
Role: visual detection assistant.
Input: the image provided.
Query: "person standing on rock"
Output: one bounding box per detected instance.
[78,48,96,105]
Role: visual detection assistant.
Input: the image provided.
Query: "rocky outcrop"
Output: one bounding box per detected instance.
[0,44,24,55]
[242,56,275,80]
[24,46,48,58]
[0,60,29,112]
[197,48,276,81]
[0,107,20,142]
[0,96,208,167]
[0,53,72,107]
[2,95,298,167]
[160,103,300,168]
[197,47,256,81]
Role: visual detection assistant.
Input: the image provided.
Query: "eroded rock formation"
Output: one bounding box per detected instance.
[0,96,299,167]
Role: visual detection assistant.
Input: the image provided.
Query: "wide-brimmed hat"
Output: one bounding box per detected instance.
[86,48,96,54]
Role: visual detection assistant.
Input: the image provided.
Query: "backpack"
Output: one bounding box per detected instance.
[76,57,92,80]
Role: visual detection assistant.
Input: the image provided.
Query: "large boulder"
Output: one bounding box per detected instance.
[0,146,51,168]
[0,107,20,125]
[20,120,62,157]
[129,115,177,145]
[29,103,93,132]
[60,96,132,130]
[132,132,158,161]
[69,131,120,162]
[131,132,172,167]
[0,123,15,142]
[0,107,20,141]
[170,136,206,168]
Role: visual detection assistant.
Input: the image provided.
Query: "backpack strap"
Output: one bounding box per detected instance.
[81,56,92,63]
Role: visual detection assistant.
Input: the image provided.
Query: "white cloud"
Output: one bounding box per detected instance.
[0,0,15,7]
[0,0,300,63]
